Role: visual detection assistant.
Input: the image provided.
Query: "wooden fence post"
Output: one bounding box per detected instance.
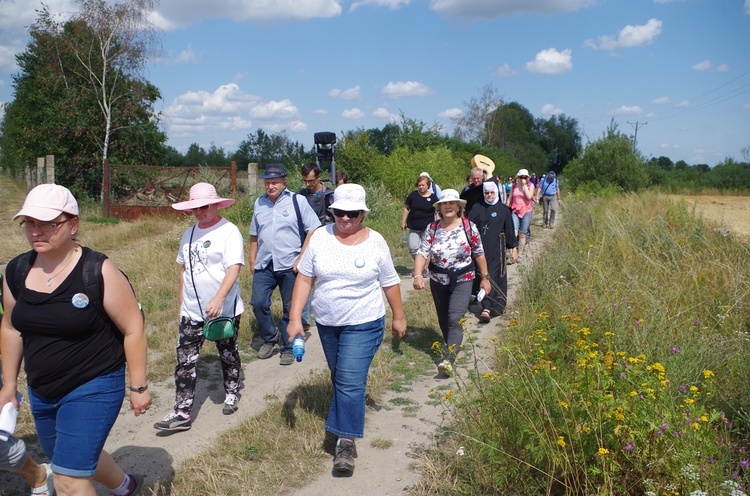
[45,155,55,183]
[248,162,258,196]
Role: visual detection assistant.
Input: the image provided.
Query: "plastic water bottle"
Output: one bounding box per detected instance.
[292,336,305,362]
[402,229,408,244]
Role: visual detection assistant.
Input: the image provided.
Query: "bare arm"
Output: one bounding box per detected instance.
[287,273,315,342]
[101,259,151,416]
[401,205,410,230]
[412,255,429,290]
[206,263,241,318]
[473,254,492,294]
[0,277,23,410]
[248,234,258,275]
[383,284,406,339]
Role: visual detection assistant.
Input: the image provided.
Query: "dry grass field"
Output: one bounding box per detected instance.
[670,195,750,240]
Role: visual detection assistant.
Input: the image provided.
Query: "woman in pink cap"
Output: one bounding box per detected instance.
[1,183,149,495]
[153,183,244,432]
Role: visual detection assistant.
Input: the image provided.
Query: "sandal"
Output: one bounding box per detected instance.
[479,310,491,323]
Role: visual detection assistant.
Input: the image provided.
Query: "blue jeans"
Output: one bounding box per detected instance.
[28,365,125,477]
[317,317,385,439]
[250,263,295,353]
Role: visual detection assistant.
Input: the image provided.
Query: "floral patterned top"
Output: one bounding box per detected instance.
[417,218,484,286]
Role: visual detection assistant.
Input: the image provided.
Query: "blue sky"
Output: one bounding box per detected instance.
[0,0,748,165]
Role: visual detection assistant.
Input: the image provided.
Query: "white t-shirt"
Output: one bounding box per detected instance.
[177,217,245,321]
[297,224,400,327]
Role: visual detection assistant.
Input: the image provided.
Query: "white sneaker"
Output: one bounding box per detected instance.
[30,463,54,495]
[223,393,239,415]
[438,360,453,377]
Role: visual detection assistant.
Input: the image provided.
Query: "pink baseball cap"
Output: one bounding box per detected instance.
[14,183,79,221]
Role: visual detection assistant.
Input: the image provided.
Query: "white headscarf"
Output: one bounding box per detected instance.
[482,181,500,206]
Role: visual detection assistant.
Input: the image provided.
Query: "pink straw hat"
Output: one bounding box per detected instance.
[171,183,235,211]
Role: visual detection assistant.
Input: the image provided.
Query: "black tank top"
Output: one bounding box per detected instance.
[9,248,125,399]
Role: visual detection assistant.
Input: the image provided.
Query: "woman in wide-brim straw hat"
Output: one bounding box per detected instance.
[1,183,150,495]
[154,182,245,432]
[412,189,491,378]
[287,183,406,475]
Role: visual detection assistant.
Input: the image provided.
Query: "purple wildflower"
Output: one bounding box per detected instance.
[741,460,749,469]
[707,456,715,463]
[661,422,669,431]
[679,385,687,393]
[625,442,634,451]
[671,346,680,354]
[694,319,701,325]
[620,372,626,378]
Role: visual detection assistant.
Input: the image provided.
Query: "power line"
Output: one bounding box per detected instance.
[628,121,647,149]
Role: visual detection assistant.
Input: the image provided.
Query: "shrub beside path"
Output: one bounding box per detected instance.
[1,217,557,496]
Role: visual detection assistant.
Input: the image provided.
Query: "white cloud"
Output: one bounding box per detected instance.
[373,107,398,121]
[715,63,729,72]
[439,108,463,120]
[608,105,642,116]
[313,108,328,115]
[170,45,200,64]
[495,63,516,78]
[328,85,361,100]
[350,0,410,12]
[692,60,712,71]
[653,96,671,105]
[584,18,662,51]
[525,48,572,75]
[429,0,596,21]
[0,42,21,73]
[659,142,681,150]
[381,81,431,99]
[540,103,563,117]
[343,107,365,119]
[250,99,299,120]
[676,100,689,108]
[151,0,343,30]
[163,83,302,138]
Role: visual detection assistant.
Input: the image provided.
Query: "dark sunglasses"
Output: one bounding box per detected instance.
[332,209,362,219]
[192,204,211,211]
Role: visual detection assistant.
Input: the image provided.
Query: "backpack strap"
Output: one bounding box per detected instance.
[7,250,35,300]
[462,217,473,247]
[82,249,109,324]
[291,193,306,243]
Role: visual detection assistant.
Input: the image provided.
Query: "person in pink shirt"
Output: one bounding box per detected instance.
[506,169,536,263]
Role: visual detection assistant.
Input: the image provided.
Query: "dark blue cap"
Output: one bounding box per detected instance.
[260,163,288,179]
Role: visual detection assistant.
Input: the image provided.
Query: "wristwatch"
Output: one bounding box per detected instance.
[481,273,489,279]
[129,384,148,394]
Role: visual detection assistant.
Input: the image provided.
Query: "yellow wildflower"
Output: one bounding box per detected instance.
[559,401,569,409]
[557,436,566,447]
[702,369,715,380]
[443,390,454,402]
[598,448,610,456]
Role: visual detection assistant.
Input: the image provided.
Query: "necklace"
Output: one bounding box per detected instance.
[40,250,76,287]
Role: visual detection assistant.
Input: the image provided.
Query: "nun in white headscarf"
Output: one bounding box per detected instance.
[468,181,518,322]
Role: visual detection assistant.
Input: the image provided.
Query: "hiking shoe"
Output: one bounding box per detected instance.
[479,309,491,323]
[437,360,453,377]
[279,353,294,366]
[31,463,54,496]
[119,473,144,496]
[257,342,276,359]
[250,335,265,351]
[223,394,239,415]
[153,411,191,431]
[333,438,356,473]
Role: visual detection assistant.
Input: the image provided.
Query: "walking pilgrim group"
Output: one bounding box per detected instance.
[1,156,557,491]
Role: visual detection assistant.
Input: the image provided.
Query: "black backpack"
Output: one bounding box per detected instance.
[6,248,143,329]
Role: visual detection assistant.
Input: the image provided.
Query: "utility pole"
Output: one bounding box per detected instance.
[627,121,647,150]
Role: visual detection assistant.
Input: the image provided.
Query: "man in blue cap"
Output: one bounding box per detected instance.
[537,170,562,228]
[249,163,321,365]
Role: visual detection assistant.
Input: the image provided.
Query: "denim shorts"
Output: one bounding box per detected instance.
[28,365,125,477]
[512,211,532,235]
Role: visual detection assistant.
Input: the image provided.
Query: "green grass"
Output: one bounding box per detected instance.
[411,191,750,495]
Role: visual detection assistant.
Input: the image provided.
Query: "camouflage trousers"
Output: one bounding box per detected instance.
[173,315,242,415]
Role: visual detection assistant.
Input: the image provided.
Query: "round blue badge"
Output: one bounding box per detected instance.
[282,210,290,217]
[491,212,497,218]
[203,240,211,248]
[72,293,90,309]
[354,258,365,268]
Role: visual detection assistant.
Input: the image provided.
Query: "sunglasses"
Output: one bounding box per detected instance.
[332,209,362,219]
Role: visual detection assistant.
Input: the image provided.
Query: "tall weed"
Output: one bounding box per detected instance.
[414,192,750,495]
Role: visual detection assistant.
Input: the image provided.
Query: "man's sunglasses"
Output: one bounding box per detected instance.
[332,209,362,219]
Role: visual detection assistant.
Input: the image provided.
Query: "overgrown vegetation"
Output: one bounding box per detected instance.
[413,193,750,495]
